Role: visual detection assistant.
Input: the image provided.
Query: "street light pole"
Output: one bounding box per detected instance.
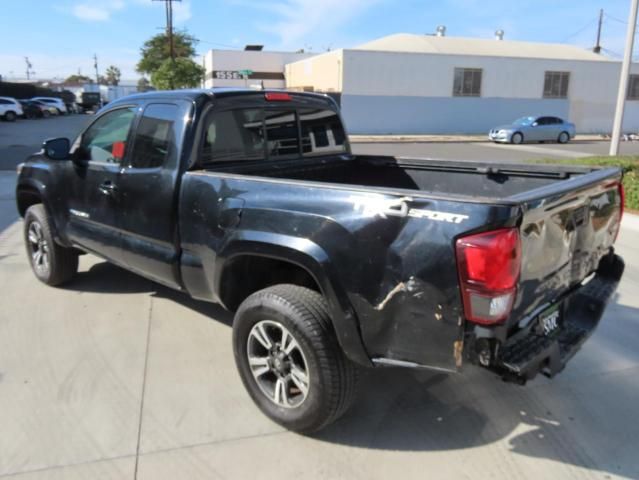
[610,0,639,156]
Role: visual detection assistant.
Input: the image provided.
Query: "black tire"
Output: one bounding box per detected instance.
[558,131,570,144]
[511,132,524,144]
[233,284,358,432]
[4,111,17,122]
[24,204,78,286]
[42,110,50,119]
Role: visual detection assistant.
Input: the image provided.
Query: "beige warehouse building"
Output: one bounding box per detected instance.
[204,33,639,135]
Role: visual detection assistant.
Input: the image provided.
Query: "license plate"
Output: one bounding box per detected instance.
[538,305,561,336]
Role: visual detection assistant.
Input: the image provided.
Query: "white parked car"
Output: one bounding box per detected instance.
[0,96,24,121]
[31,97,68,115]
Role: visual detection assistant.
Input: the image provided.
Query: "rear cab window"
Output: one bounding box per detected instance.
[299,108,347,156]
[202,108,264,163]
[199,99,346,167]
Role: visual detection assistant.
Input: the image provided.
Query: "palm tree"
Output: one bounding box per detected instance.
[105,65,121,86]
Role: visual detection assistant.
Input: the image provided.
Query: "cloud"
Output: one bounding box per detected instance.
[72,4,111,21]
[237,0,379,48]
[173,0,192,24]
[70,0,127,22]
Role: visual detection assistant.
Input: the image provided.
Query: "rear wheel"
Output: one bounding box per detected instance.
[24,204,78,286]
[233,284,358,432]
[511,132,524,144]
[4,111,17,122]
[558,131,570,144]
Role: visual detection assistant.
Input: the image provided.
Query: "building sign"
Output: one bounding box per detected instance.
[214,70,243,80]
[210,70,285,81]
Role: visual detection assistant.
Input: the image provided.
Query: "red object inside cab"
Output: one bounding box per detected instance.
[112,141,126,161]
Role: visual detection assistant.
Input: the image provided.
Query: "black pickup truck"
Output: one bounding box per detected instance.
[16,89,625,432]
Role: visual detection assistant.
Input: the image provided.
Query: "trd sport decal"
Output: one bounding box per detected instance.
[349,196,468,223]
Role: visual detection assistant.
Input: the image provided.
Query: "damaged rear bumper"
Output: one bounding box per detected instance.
[468,253,624,384]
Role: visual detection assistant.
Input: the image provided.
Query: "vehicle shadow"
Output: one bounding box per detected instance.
[311,302,639,478]
[65,260,639,478]
[65,260,234,325]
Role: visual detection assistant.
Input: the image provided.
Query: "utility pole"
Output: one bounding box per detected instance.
[24,57,33,80]
[93,53,100,84]
[610,0,639,156]
[594,8,604,53]
[153,0,181,89]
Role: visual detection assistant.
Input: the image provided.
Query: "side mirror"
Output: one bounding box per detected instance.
[42,138,70,160]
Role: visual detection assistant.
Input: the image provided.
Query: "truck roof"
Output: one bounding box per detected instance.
[113,88,334,105]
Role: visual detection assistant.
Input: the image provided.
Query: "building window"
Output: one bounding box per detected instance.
[543,71,570,98]
[453,68,482,97]
[628,75,639,100]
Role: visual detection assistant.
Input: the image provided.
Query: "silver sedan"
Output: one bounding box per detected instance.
[489,116,576,144]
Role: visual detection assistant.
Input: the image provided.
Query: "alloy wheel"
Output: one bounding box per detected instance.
[28,221,50,275]
[247,320,310,408]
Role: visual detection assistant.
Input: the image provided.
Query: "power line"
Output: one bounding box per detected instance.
[198,39,242,50]
[561,16,599,43]
[605,12,632,24]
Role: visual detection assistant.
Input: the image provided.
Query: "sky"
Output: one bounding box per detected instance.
[0,0,636,82]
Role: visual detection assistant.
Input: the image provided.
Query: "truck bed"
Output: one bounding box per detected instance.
[221,155,599,200]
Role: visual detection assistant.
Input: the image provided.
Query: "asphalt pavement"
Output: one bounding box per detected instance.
[1,117,639,479]
[352,138,639,162]
[0,114,90,171]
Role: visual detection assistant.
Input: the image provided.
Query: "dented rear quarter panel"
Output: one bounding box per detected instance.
[179,171,520,370]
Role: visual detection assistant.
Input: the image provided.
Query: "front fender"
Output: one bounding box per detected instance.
[16,175,69,246]
[216,230,372,366]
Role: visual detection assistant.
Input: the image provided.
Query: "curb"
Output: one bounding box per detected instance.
[349,135,608,144]
[622,213,639,232]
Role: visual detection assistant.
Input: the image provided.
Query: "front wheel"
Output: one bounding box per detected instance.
[511,132,524,144]
[24,204,78,285]
[558,131,570,144]
[233,285,358,432]
[4,111,17,122]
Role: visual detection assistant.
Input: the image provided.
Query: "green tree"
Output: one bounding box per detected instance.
[64,74,93,84]
[137,77,152,92]
[105,65,121,86]
[151,57,204,90]
[137,31,199,75]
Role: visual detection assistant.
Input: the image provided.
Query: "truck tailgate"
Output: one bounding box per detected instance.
[508,167,623,327]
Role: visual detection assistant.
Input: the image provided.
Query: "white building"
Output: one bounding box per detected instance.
[285,33,639,134]
[203,47,314,89]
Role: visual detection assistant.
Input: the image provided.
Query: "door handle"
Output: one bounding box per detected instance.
[99,181,118,196]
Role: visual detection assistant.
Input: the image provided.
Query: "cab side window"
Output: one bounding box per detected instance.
[78,107,136,165]
[201,108,264,164]
[130,104,178,168]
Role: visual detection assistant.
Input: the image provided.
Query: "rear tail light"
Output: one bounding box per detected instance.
[264,92,291,101]
[456,228,521,325]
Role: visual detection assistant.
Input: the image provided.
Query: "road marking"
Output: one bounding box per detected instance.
[476,142,591,158]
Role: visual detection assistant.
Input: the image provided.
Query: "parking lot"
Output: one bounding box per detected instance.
[1,117,639,479]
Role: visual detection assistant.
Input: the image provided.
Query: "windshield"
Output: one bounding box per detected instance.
[513,116,536,126]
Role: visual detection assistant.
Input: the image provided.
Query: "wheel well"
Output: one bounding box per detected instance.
[220,255,321,311]
[16,187,42,217]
